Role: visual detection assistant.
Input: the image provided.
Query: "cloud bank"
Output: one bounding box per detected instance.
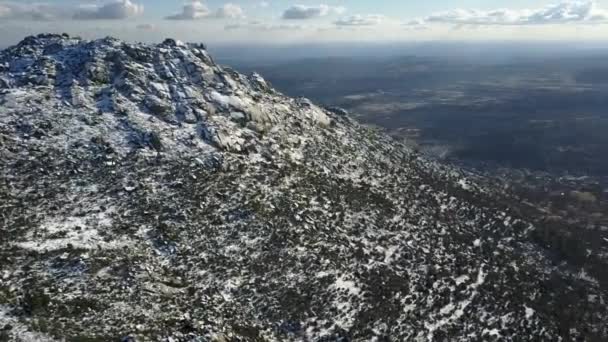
[215,4,245,19]
[335,15,385,26]
[282,4,345,20]
[166,1,210,20]
[225,20,306,31]
[412,1,608,26]
[74,0,143,20]
[166,1,245,20]
[0,2,69,20]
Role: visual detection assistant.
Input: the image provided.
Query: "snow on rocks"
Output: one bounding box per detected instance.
[0,34,606,342]
[525,306,535,319]
[15,213,117,252]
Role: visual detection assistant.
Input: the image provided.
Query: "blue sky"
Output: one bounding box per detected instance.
[1,1,608,46]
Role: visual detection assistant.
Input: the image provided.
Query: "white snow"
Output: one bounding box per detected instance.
[440,302,456,315]
[0,306,57,341]
[230,111,246,120]
[525,306,535,319]
[329,274,362,330]
[458,179,471,190]
[14,211,129,252]
[334,275,361,296]
[454,274,469,286]
[252,72,267,86]
[576,268,599,284]
[210,90,246,109]
[425,265,486,341]
[382,245,400,264]
[150,81,169,94]
[483,328,501,337]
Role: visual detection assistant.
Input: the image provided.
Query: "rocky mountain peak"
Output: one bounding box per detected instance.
[0,34,332,158]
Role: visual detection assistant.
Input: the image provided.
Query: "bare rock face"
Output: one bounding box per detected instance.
[0,34,607,341]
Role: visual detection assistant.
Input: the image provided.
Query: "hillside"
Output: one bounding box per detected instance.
[0,34,606,341]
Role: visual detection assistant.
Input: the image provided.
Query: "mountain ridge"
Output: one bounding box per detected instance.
[0,34,606,341]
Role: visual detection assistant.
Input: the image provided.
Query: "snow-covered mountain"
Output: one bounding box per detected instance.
[0,34,606,341]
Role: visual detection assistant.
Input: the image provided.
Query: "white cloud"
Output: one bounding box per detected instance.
[0,2,68,20]
[0,1,144,21]
[282,4,345,20]
[257,2,270,8]
[335,14,385,26]
[216,3,245,19]
[74,0,143,20]
[414,1,608,26]
[403,19,428,31]
[166,1,210,20]
[166,1,245,20]
[0,4,11,18]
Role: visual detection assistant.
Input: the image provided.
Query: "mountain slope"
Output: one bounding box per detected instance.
[0,34,606,341]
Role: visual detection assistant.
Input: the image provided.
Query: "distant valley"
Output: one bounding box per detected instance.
[228,54,608,177]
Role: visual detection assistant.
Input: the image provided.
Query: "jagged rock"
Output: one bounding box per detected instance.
[250,72,270,92]
[0,35,606,342]
[144,95,172,118]
[123,45,153,63]
[43,42,63,56]
[326,106,349,116]
[162,38,178,47]
[86,63,110,85]
[144,131,163,151]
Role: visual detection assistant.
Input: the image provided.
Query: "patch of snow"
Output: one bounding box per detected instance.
[252,72,267,86]
[220,277,243,301]
[150,81,169,94]
[483,328,501,337]
[454,274,469,286]
[230,111,246,120]
[334,275,361,296]
[383,245,400,264]
[329,274,362,330]
[576,268,598,284]
[440,302,456,315]
[425,265,486,341]
[524,306,535,319]
[210,90,247,110]
[458,179,471,190]
[14,211,130,252]
[0,306,57,341]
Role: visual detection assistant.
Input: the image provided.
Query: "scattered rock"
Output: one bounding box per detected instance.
[144,95,172,117]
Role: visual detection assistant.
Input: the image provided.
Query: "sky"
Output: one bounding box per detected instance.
[1,0,608,47]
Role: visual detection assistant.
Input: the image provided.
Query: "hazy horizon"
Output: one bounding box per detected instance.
[3,37,608,64]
